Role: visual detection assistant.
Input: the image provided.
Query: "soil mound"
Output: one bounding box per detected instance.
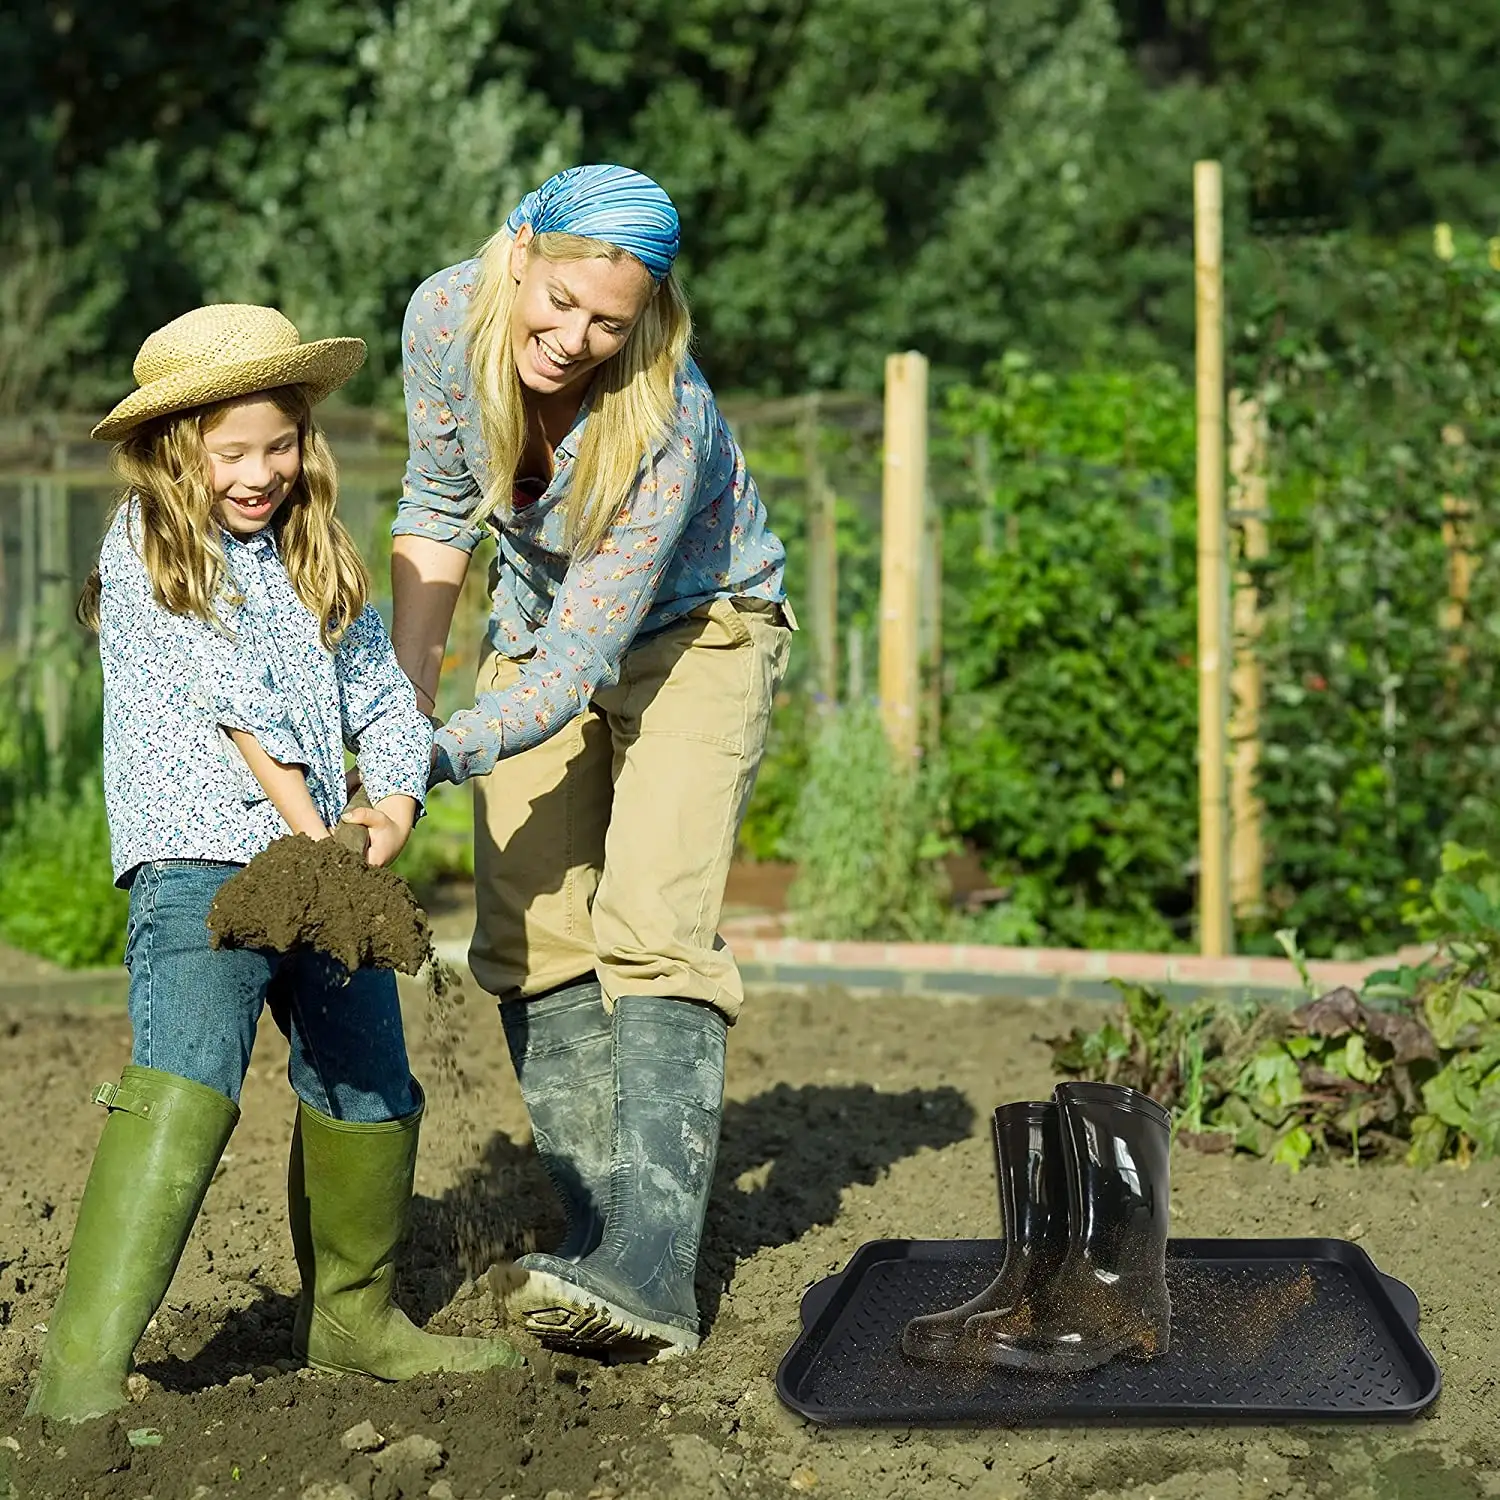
[206,833,432,974]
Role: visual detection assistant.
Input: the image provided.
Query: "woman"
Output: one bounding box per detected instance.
[390,164,793,1359]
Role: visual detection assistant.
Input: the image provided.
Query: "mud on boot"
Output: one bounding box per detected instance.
[288,1081,525,1378]
[901,1100,1068,1362]
[506,995,726,1360]
[501,978,614,1262]
[962,1081,1173,1374]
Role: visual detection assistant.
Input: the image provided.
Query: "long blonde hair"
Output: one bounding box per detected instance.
[465,228,693,558]
[78,385,369,651]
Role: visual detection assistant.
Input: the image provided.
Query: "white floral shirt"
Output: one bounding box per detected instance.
[98,500,430,885]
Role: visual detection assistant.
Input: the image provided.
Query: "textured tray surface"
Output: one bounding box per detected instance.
[777,1238,1440,1425]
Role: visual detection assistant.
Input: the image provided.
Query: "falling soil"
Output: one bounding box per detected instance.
[3,978,1498,1499]
[206,833,432,975]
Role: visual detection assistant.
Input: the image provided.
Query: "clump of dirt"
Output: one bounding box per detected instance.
[206,833,432,975]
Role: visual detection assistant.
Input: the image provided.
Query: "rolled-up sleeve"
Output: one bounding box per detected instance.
[100,517,306,806]
[391,274,487,554]
[336,605,432,808]
[431,381,718,783]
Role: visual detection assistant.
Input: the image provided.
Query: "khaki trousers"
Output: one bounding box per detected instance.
[468,598,792,1022]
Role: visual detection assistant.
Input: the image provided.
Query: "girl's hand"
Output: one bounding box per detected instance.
[339,794,418,868]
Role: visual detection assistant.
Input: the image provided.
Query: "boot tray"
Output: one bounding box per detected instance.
[775,1237,1441,1426]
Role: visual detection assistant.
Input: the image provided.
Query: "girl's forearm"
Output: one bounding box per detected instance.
[390,534,470,712]
[225,728,329,838]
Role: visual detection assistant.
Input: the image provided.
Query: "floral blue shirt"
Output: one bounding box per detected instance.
[99,500,431,886]
[393,258,790,783]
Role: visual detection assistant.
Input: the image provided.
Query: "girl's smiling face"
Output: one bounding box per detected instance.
[508,228,655,398]
[203,396,302,536]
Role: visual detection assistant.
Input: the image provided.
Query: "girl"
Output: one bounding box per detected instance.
[28,304,521,1424]
[390,165,793,1358]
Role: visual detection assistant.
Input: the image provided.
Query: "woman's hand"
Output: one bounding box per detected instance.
[339,794,418,867]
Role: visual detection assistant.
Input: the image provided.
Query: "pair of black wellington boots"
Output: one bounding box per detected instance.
[902,1080,1173,1375]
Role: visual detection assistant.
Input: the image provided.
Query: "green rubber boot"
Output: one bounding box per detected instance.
[288,1081,525,1377]
[27,1067,240,1422]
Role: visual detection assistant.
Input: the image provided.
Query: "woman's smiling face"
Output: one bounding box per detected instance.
[508,229,655,398]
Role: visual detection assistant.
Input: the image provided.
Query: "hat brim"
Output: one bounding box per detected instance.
[91,337,368,441]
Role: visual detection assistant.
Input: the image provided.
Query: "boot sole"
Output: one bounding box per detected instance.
[967,1329,1168,1375]
[504,1269,701,1361]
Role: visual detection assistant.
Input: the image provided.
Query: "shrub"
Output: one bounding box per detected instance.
[785,702,953,941]
[0,775,127,969]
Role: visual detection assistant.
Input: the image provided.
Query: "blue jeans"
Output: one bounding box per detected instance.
[124,860,415,1123]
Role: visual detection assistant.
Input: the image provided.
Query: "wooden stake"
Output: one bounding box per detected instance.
[1194,161,1231,957]
[800,394,840,703]
[879,351,928,763]
[1229,391,1268,922]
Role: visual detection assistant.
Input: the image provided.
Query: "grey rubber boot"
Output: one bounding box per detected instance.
[505,995,727,1359]
[501,978,614,1262]
[901,1100,1069,1361]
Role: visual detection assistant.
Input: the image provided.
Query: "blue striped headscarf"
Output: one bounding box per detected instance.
[505,164,680,283]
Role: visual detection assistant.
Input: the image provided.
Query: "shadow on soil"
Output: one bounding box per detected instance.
[401,1081,975,1330]
[133,1080,973,1391]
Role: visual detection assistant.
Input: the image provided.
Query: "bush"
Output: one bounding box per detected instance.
[785,702,953,941]
[0,776,127,969]
[939,355,1199,951]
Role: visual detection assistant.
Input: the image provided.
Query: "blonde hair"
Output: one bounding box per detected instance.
[78,385,369,651]
[465,228,692,558]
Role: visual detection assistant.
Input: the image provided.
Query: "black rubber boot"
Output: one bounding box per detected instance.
[504,995,727,1359]
[963,1081,1173,1373]
[501,979,614,1262]
[901,1100,1068,1362]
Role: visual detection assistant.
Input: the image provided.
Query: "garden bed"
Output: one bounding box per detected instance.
[2,981,1496,1499]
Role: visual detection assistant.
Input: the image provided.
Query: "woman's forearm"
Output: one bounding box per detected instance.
[390,534,470,711]
[226,729,329,838]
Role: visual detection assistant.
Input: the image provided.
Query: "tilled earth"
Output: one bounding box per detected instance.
[2,978,1497,1500]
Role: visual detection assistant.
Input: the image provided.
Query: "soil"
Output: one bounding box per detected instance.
[207,835,432,976]
[2,980,1498,1500]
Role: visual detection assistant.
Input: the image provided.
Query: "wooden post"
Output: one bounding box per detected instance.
[1194,160,1231,957]
[1439,423,1474,669]
[1229,391,1268,922]
[800,394,840,703]
[39,445,72,757]
[879,351,928,762]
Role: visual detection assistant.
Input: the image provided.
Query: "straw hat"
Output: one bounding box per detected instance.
[92,304,367,441]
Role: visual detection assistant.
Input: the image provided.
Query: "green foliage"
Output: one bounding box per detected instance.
[0,776,126,969]
[785,702,953,941]
[1236,228,1500,955]
[173,0,575,399]
[1049,842,1500,1168]
[397,781,476,900]
[938,355,1198,950]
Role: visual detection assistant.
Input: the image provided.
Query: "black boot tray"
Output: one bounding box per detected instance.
[775,1237,1441,1426]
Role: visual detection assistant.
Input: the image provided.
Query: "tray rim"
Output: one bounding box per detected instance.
[776,1235,1443,1428]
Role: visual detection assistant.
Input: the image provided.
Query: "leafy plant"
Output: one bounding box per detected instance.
[785,701,954,941]
[0,775,127,969]
[1049,841,1500,1168]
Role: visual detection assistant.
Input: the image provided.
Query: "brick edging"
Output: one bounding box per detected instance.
[429,932,1432,1006]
